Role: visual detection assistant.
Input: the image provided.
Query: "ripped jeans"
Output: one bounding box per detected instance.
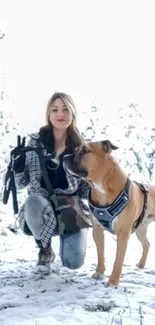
[20,194,88,270]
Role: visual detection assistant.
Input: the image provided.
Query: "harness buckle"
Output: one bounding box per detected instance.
[123,193,129,201]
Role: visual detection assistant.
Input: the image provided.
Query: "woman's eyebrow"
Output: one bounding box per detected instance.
[52,105,67,108]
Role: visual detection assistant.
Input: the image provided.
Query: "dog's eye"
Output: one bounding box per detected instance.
[74,146,90,157]
[80,146,91,156]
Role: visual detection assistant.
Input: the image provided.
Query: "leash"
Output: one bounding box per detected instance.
[132,182,148,231]
[3,160,18,214]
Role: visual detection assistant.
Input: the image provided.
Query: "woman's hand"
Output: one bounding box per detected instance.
[11,136,26,174]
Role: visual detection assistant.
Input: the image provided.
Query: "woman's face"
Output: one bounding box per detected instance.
[49,98,73,130]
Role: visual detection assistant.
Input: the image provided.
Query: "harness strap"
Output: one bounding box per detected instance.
[88,179,149,233]
[3,162,18,214]
[108,178,130,216]
[88,178,131,231]
[132,182,148,231]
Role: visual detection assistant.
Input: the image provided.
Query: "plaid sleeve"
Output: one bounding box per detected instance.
[76,179,90,199]
[14,166,30,189]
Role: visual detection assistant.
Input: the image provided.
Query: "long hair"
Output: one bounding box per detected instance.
[45,92,84,153]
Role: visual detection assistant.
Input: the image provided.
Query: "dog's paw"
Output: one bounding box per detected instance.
[105,278,119,288]
[136,261,145,269]
[92,272,104,280]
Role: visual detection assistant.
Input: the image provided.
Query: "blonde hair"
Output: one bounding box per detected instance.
[45,92,84,151]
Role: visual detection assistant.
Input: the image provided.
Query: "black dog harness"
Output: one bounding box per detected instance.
[88,178,148,233]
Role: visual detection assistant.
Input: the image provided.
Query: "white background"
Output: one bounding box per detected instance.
[1,0,155,129]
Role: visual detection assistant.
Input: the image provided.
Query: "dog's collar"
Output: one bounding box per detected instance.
[88,178,131,232]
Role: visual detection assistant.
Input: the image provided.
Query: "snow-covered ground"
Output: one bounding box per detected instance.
[1,204,155,325]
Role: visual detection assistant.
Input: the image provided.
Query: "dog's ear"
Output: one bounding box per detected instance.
[101,140,119,153]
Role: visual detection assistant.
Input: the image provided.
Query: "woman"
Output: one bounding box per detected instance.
[11,92,91,274]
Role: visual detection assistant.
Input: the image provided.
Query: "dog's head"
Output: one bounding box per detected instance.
[63,140,118,184]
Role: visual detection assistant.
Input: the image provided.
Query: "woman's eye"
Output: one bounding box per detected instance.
[63,108,68,112]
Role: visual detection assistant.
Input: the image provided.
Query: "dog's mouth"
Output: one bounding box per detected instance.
[63,153,88,178]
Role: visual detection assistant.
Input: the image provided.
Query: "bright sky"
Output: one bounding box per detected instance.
[1,0,155,129]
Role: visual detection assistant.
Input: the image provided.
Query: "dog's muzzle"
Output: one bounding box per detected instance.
[63,153,87,178]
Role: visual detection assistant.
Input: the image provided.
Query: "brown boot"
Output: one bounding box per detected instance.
[34,242,55,274]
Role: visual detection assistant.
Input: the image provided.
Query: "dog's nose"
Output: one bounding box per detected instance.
[63,153,76,175]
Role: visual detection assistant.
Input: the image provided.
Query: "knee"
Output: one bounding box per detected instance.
[24,195,42,230]
[60,245,86,270]
[25,194,42,212]
[25,194,49,219]
[60,229,87,269]
[61,256,85,270]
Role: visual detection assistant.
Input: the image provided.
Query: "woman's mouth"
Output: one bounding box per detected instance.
[57,118,65,122]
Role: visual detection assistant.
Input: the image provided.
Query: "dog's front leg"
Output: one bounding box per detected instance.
[106,230,130,287]
[92,225,105,279]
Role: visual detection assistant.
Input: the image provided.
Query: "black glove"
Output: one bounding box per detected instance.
[11,136,26,174]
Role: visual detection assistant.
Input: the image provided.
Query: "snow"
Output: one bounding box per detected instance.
[1,206,155,325]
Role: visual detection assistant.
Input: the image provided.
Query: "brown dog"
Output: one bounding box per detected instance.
[63,140,155,287]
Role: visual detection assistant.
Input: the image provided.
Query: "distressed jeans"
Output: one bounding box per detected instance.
[23,194,88,270]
